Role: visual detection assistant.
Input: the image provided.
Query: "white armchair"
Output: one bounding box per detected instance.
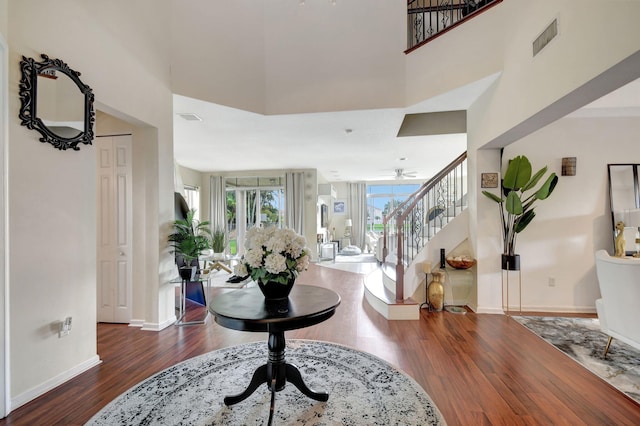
[365,231,379,254]
[594,249,640,356]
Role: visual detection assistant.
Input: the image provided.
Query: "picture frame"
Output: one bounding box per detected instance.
[481,172,499,188]
[333,199,346,215]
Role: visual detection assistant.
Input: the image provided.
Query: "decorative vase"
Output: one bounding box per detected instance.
[179,265,197,281]
[257,278,295,301]
[427,272,445,312]
[501,254,520,271]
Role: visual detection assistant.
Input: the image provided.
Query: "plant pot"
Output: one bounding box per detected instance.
[179,265,197,281]
[257,278,295,301]
[501,254,520,271]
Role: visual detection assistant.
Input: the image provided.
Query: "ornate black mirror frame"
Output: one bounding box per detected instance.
[18,54,95,151]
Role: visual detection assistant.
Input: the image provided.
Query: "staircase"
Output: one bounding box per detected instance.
[364,152,468,319]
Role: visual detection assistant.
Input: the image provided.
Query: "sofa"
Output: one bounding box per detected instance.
[594,249,640,356]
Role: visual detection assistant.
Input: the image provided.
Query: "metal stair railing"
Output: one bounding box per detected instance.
[381,152,467,301]
[406,0,502,52]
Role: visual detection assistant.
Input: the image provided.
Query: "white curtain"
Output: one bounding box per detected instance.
[210,175,227,234]
[285,172,305,234]
[348,182,367,250]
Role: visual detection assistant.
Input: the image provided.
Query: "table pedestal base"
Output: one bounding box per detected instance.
[224,331,328,425]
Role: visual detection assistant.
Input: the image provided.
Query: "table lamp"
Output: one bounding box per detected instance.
[344,219,352,237]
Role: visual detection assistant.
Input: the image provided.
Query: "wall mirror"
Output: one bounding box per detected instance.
[607,164,640,255]
[19,54,95,151]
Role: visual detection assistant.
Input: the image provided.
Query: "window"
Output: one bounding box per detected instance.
[366,184,420,232]
[184,185,200,221]
[225,177,285,255]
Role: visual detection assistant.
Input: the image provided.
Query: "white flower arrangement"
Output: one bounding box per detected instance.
[235,226,310,286]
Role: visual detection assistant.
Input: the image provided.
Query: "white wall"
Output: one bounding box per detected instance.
[463,0,640,313]
[7,0,174,409]
[497,115,640,312]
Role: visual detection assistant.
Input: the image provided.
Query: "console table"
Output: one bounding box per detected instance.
[171,275,211,326]
[209,285,341,425]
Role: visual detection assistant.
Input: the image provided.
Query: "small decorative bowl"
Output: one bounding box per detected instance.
[446,257,476,269]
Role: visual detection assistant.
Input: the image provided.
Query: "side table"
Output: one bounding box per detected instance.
[171,275,211,326]
[318,241,337,262]
[210,285,341,426]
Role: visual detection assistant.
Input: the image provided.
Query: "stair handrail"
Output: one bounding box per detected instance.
[382,151,467,301]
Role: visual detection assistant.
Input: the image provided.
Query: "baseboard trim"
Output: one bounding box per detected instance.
[10,355,101,413]
[141,317,175,332]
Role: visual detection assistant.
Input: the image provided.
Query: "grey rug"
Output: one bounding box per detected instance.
[86,340,445,425]
[514,316,640,404]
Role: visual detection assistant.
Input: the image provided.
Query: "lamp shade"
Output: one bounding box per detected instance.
[345,219,352,227]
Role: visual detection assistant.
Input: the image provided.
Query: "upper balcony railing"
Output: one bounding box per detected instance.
[406,0,502,52]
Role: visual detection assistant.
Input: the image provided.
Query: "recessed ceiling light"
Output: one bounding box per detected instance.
[177,113,202,121]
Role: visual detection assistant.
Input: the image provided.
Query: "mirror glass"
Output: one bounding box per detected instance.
[19,54,95,151]
[36,71,84,139]
[608,164,640,255]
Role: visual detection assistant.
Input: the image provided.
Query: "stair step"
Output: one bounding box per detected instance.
[363,269,419,320]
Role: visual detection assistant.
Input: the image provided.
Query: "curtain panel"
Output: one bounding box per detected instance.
[348,182,367,250]
[210,175,227,235]
[285,172,305,234]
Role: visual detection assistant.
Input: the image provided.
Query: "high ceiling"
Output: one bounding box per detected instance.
[170,1,640,183]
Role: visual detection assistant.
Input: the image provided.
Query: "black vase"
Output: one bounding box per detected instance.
[501,254,520,271]
[257,278,295,301]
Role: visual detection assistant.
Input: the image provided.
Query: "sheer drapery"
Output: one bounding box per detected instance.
[209,175,227,235]
[348,182,367,250]
[285,172,305,234]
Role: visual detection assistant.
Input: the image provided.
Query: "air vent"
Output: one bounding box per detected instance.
[177,113,202,121]
[533,18,558,57]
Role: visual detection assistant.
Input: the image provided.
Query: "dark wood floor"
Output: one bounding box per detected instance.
[1,264,639,425]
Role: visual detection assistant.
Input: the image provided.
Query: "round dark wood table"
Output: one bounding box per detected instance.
[209,284,341,425]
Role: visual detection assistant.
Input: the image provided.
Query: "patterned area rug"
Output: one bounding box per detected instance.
[514,316,640,404]
[86,340,445,425]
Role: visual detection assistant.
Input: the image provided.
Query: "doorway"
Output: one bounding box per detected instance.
[96,135,133,323]
[0,32,8,417]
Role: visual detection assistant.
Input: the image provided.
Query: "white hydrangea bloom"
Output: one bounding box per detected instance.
[240,226,309,282]
[264,253,287,274]
[244,247,264,268]
[234,262,248,277]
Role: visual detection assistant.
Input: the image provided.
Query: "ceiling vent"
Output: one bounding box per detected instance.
[177,113,202,121]
[533,18,558,57]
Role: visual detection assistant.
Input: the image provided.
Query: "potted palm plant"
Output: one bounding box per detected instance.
[482,155,558,270]
[168,209,212,280]
[211,228,226,259]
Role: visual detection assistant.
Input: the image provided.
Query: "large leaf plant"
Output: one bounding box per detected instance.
[168,209,212,267]
[482,155,558,256]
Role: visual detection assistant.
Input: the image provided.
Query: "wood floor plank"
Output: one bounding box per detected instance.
[0,263,638,425]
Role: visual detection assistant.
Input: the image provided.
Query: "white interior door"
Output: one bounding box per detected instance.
[0,32,8,418]
[97,135,133,323]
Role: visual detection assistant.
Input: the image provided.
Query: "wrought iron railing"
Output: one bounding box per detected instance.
[381,152,467,301]
[407,0,502,52]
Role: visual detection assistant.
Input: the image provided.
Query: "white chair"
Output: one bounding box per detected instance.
[365,231,379,254]
[594,249,640,356]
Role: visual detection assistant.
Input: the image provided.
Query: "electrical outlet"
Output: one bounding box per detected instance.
[548,277,556,287]
[58,316,72,338]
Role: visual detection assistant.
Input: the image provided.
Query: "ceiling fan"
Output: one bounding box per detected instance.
[393,168,417,179]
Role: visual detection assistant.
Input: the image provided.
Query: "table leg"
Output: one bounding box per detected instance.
[223,364,268,405]
[284,363,328,401]
[223,330,329,411]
